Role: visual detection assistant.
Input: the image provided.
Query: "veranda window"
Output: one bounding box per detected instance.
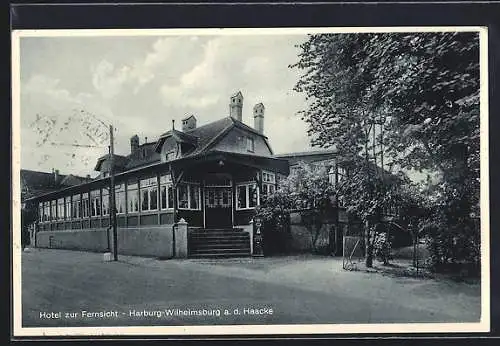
[261,171,276,202]
[116,184,126,214]
[90,189,101,217]
[177,183,200,210]
[65,197,71,220]
[160,175,174,210]
[44,202,50,222]
[127,181,139,213]
[140,177,158,212]
[51,200,57,221]
[81,193,90,218]
[102,188,109,216]
[236,182,259,210]
[57,198,64,220]
[72,194,81,219]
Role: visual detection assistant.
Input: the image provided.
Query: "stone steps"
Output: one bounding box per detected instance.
[188,228,251,258]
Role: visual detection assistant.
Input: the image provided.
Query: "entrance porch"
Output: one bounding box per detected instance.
[169,150,289,257]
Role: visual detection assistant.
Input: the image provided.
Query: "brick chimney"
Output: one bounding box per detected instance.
[229,91,243,122]
[182,115,197,131]
[130,134,139,154]
[253,103,265,134]
[53,168,60,184]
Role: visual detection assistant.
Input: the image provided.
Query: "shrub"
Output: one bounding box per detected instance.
[373,232,392,265]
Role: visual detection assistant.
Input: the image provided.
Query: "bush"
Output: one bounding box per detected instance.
[373,232,392,265]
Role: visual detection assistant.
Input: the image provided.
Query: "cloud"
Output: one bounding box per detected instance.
[19,34,316,177]
[91,60,132,99]
[90,36,208,97]
[20,74,119,175]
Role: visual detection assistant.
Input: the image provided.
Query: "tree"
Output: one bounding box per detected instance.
[290,32,480,269]
[290,33,393,266]
[256,162,336,254]
[21,201,38,248]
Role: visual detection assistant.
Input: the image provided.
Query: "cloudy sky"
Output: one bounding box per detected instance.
[18,33,312,177]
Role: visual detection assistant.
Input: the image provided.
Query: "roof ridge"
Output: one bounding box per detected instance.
[230,117,269,138]
[190,120,234,155]
[274,149,337,157]
[184,116,232,133]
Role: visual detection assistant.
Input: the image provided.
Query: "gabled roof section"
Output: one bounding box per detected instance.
[125,142,161,170]
[154,129,199,153]
[182,114,196,122]
[59,174,92,186]
[183,116,272,157]
[21,169,92,200]
[231,117,269,139]
[182,117,234,156]
[274,149,338,166]
[94,153,129,171]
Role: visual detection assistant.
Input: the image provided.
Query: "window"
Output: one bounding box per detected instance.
[160,175,174,210]
[166,151,176,161]
[57,198,64,220]
[116,184,126,214]
[261,171,276,202]
[328,166,336,186]
[102,188,109,216]
[205,188,232,208]
[50,200,57,221]
[221,190,230,207]
[65,197,71,220]
[127,181,139,213]
[44,202,50,222]
[72,194,81,219]
[91,190,101,217]
[140,177,158,212]
[81,193,90,218]
[236,183,259,210]
[177,183,200,210]
[246,137,254,152]
[329,165,347,188]
[338,166,347,183]
[39,204,43,222]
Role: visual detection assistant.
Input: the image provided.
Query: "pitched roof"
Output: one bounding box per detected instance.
[183,117,234,156]
[183,116,270,157]
[274,149,338,166]
[125,142,161,170]
[154,129,199,152]
[94,153,129,171]
[20,169,91,200]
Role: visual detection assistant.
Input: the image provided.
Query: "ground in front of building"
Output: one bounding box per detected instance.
[20,249,481,327]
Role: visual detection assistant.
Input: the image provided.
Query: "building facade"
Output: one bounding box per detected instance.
[275,150,350,255]
[25,92,290,258]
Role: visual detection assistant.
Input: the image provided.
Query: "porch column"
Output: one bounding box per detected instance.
[175,218,188,258]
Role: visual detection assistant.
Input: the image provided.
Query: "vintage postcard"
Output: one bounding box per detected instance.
[11,26,490,337]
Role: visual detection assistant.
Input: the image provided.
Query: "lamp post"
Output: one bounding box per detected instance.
[109,125,118,261]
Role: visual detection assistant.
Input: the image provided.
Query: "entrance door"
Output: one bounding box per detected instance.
[205,187,233,229]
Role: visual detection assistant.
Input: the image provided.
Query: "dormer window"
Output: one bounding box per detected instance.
[246,137,254,152]
[166,151,176,161]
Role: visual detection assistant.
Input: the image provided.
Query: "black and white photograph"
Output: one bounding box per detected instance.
[12,26,489,336]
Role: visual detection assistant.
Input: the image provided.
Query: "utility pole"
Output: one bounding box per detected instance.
[109,125,118,261]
